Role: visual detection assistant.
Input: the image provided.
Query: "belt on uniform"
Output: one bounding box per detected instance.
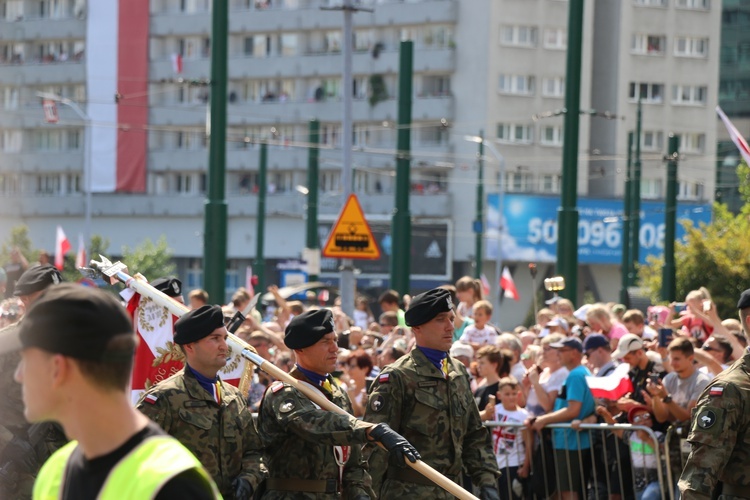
[387,467,449,487]
[266,477,339,494]
[722,484,750,497]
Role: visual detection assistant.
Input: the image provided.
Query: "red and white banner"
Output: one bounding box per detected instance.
[54,226,71,270]
[75,233,86,269]
[124,289,246,405]
[86,0,147,193]
[42,99,58,123]
[500,266,520,301]
[717,106,750,167]
[585,363,634,400]
[171,53,183,74]
[480,274,491,297]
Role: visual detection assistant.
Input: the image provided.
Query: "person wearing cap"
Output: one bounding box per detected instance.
[679,288,750,499]
[611,333,665,413]
[136,304,266,499]
[530,337,595,499]
[6,283,220,499]
[0,265,65,499]
[257,308,419,499]
[364,287,500,500]
[150,276,184,303]
[583,333,616,377]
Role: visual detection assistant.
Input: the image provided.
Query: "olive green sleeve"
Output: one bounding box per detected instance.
[362,368,403,493]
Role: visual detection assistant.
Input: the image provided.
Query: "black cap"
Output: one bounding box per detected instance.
[151,276,182,298]
[405,288,454,327]
[0,283,134,361]
[738,289,750,310]
[173,305,224,345]
[13,265,63,296]
[284,309,335,349]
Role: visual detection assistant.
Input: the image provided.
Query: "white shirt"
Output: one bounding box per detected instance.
[492,406,530,468]
[460,324,498,346]
[526,366,569,417]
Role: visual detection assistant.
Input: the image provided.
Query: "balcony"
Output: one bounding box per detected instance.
[0,17,85,41]
[0,60,84,85]
[0,151,83,172]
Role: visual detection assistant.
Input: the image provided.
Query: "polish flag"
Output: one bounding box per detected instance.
[586,363,634,400]
[54,226,71,270]
[480,274,491,297]
[75,233,87,269]
[717,106,750,166]
[171,53,183,74]
[500,266,520,301]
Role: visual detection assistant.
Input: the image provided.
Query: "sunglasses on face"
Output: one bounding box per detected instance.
[632,414,651,423]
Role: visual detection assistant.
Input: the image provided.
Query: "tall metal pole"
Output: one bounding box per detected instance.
[255,143,268,295]
[620,132,634,305]
[203,0,228,303]
[390,41,413,298]
[631,97,643,275]
[556,0,584,303]
[306,119,320,282]
[661,134,679,302]
[474,130,484,279]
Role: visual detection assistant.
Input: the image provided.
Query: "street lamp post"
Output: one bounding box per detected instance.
[37,92,92,247]
[465,136,506,313]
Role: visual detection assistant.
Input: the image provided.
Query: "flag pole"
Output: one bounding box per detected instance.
[83,256,478,500]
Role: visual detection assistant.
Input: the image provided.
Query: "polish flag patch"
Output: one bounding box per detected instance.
[709,386,724,397]
[379,373,390,383]
[144,394,158,405]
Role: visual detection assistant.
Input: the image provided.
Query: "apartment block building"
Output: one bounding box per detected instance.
[0,0,721,321]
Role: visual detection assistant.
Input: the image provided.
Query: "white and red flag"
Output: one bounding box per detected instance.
[75,233,87,269]
[171,53,183,74]
[54,226,71,270]
[585,363,634,400]
[123,287,246,404]
[500,266,520,301]
[480,274,491,297]
[717,106,750,166]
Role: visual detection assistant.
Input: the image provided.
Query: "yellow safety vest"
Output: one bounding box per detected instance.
[34,435,222,500]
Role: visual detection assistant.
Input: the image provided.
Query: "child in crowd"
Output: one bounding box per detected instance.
[352,296,374,330]
[460,300,499,350]
[597,405,665,500]
[671,288,713,342]
[491,377,530,500]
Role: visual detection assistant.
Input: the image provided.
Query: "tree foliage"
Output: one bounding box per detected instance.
[61,234,110,283]
[121,235,176,282]
[0,226,36,264]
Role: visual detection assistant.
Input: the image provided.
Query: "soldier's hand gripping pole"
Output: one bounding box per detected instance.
[83,256,480,500]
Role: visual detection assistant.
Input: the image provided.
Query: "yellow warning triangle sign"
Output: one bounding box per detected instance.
[322,194,381,260]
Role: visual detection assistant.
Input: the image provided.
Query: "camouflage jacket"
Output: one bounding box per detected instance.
[679,351,750,499]
[363,348,499,498]
[136,366,266,499]
[257,367,374,499]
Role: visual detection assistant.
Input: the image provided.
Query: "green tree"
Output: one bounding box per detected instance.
[61,235,110,283]
[121,236,176,282]
[0,225,35,265]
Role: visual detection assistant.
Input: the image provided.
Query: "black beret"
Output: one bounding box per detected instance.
[405,288,454,327]
[174,305,224,345]
[285,309,335,349]
[0,283,134,361]
[151,276,182,298]
[14,265,63,296]
[738,289,750,310]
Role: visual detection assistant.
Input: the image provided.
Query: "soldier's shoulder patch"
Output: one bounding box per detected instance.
[370,394,386,413]
[709,385,724,397]
[692,405,725,435]
[279,399,295,414]
[144,394,158,405]
[378,373,390,384]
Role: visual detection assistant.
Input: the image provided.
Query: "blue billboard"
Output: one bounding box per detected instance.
[486,194,712,265]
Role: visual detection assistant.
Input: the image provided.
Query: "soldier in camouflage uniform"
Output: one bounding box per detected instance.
[258,308,419,499]
[137,305,266,499]
[0,265,67,499]
[364,288,501,500]
[679,288,750,499]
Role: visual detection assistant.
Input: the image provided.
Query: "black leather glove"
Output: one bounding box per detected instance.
[368,423,420,468]
[233,478,253,500]
[0,436,37,474]
[479,485,500,500]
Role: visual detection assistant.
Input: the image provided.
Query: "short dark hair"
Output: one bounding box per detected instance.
[668,336,694,356]
[379,311,399,327]
[346,349,374,372]
[74,334,138,391]
[475,345,513,377]
[378,290,400,306]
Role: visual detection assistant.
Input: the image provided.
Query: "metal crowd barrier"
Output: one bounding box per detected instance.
[483,421,670,500]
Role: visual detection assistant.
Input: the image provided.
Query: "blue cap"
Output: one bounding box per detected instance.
[582,333,610,352]
[549,336,583,352]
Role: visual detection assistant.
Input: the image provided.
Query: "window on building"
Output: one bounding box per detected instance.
[279,34,298,56]
[672,84,707,105]
[679,133,706,153]
[675,0,709,9]
[674,37,708,58]
[631,34,666,55]
[641,130,664,151]
[641,178,663,199]
[0,129,22,152]
[1,87,19,109]
[540,174,561,193]
[0,173,20,195]
[418,125,449,145]
[65,173,81,194]
[497,123,534,144]
[678,181,704,200]
[321,171,340,193]
[540,125,563,146]
[324,31,342,52]
[499,25,538,48]
[421,75,451,97]
[2,0,24,21]
[542,77,565,97]
[36,174,60,194]
[498,74,535,95]
[543,28,567,50]
[633,0,667,6]
[628,82,665,103]
[505,171,534,192]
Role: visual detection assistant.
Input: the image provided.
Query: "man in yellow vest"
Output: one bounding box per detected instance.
[0,283,219,499]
